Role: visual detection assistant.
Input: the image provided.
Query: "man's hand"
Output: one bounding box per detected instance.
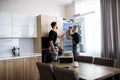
[53,50,58,56]
[58,34,64,40]
[49,41,58,56]
[60,34,64,40]
[69,26,72,30]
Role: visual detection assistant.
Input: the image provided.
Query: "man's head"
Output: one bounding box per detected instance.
[51,22,57,29]
[72,25,78,32]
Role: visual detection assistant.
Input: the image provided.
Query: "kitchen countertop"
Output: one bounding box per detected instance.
[0,53,42,61]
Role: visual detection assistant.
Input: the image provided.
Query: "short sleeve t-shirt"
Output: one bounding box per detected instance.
[49,30,57,44]
[72,33,80,44]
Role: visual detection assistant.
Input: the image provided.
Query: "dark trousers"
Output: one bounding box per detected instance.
[72,43,80,61]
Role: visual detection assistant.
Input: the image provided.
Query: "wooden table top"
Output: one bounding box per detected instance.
[50,62,120,80]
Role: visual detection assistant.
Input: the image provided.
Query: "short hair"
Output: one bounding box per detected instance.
[51,22,57,28]
[73,25,78,31]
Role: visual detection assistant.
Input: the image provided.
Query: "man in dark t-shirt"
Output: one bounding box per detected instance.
[49,22,63,61]
[66,25,80,60]
[49,29,57,44]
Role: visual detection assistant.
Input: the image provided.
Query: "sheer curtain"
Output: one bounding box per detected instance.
[101,0,120,67]
[75,0,101,57]
[84,13,101,57]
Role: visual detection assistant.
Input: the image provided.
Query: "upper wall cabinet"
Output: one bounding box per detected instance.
[13,14,29,26]
[0,12,12,37]
[28,16,37,37]
[0,25,12,37]
[13,25,37,37]
[13,14,36,27]
[0,12,37,38]
[0,12,12,25]
[28,16,36,27]
[13,14,37,38]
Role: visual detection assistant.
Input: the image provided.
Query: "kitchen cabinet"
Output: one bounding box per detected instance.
[0,25,12,37]
[0,12,37,38]
[13,14,37,38]
[28,16,37,27]
[13,14,29,26]
[22,58,35,80]
[0,56,41,80]
[0,12,12,37]
[13,25,30,37]
[0,61,6,80]
[0,12,12,25]
[34,15,63,53]
[13,25,37,38]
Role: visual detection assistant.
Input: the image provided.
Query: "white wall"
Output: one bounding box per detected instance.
[65,2,75,19]
[0,0,65,17]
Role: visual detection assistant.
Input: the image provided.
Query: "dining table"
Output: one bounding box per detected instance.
[50,61,120,80]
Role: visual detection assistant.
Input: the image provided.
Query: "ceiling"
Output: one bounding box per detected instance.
[49,0,74,6]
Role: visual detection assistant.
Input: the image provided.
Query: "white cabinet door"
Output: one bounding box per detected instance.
[13,25,37,38]
[0,12,12,37]
[29,26,37,37]
[13,14,37,38]
[28,16,37,37]
[13,14,29,26]
[0,12,37,38]
[0,25,12,37]
[13,26,29,37]
[0,12,12,25]
[28,16,36,26]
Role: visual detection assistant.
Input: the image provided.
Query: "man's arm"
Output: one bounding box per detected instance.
[58,34,64,40]
[66,29,73,40]
[49,41,57,56]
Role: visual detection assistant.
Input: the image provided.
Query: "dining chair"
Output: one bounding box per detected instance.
[93,57,116,80]
[53,66,79,80]
[36,62,55,80]
[93,57,116,67]
[76,55,93,63]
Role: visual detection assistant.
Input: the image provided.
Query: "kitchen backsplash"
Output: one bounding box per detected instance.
[19,39,34,53]
[0,39,34,56]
